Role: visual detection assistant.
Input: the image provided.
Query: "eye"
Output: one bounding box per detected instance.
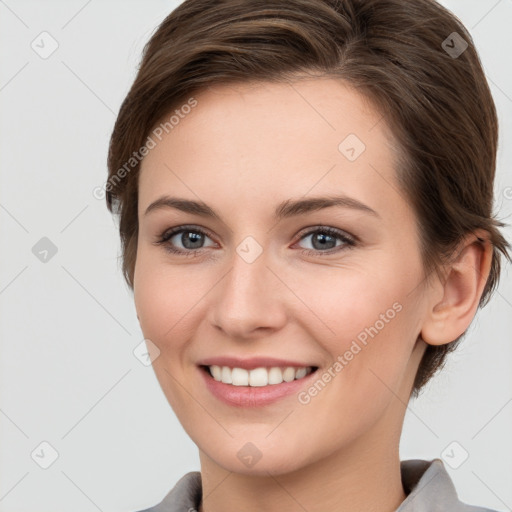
[154,224,357,257]
[153,225,216,256]
[295,226,356,256]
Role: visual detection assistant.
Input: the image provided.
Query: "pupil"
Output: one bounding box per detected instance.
[313,232,335,250]
[183,231,203,249]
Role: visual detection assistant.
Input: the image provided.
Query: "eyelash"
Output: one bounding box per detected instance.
[153,224,357,257]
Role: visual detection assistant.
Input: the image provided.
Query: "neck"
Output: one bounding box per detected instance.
[198,428,407,512]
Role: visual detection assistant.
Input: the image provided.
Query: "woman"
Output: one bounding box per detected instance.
[104,0,510,510]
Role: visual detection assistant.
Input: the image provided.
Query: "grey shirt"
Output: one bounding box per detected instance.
[137,458,498,512]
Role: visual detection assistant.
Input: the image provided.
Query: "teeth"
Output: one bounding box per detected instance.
[249,367,267,387]
[207,365,314,386]
[221,366,232,384]
[232,367,249,386]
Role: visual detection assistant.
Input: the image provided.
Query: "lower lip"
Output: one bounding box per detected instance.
[199,366,318,408]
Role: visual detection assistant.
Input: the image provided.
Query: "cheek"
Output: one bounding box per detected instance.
[291,256,408,341]
[133,252,212,351]
[133,255,207,411]
[294,251,421,393]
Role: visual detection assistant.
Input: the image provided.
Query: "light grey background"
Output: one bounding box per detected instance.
[0,1,511,511]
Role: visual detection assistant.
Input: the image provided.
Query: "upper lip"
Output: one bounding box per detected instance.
[198,356,318,370]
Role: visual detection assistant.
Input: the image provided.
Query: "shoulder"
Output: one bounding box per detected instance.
[134,471,202,512]
[397,458,499,512]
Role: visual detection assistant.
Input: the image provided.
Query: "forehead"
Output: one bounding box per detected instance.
[138,78,403,221]
[185,77,385,143]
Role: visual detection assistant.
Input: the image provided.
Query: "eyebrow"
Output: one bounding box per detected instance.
[144,194,380,220]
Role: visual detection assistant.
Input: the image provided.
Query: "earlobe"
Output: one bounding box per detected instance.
[420,231,493,346]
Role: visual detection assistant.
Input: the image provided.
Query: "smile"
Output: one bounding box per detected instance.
[204,365,316,386]
[199,364,320,407]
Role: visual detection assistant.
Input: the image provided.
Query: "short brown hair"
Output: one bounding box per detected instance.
[106,0,510,397]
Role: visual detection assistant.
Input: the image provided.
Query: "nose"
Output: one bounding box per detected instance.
[209,245,288,339]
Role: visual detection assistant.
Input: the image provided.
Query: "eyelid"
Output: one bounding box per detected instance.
[295,224,358,243]
[293,225,357,254]
[159,224,217,242]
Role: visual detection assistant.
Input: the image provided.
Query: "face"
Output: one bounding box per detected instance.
[134,78,429,475]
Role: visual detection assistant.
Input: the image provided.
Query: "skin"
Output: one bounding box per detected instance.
[133,77,492,512]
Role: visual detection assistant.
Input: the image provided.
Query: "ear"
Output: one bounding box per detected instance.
[420,230,493,346]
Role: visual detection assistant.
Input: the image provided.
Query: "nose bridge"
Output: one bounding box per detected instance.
[210,236,286,336]
[223,237,273,310]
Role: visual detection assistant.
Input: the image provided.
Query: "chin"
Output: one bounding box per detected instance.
[198,437,314,477]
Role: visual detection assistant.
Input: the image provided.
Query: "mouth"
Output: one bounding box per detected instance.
[200,364,319,387]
